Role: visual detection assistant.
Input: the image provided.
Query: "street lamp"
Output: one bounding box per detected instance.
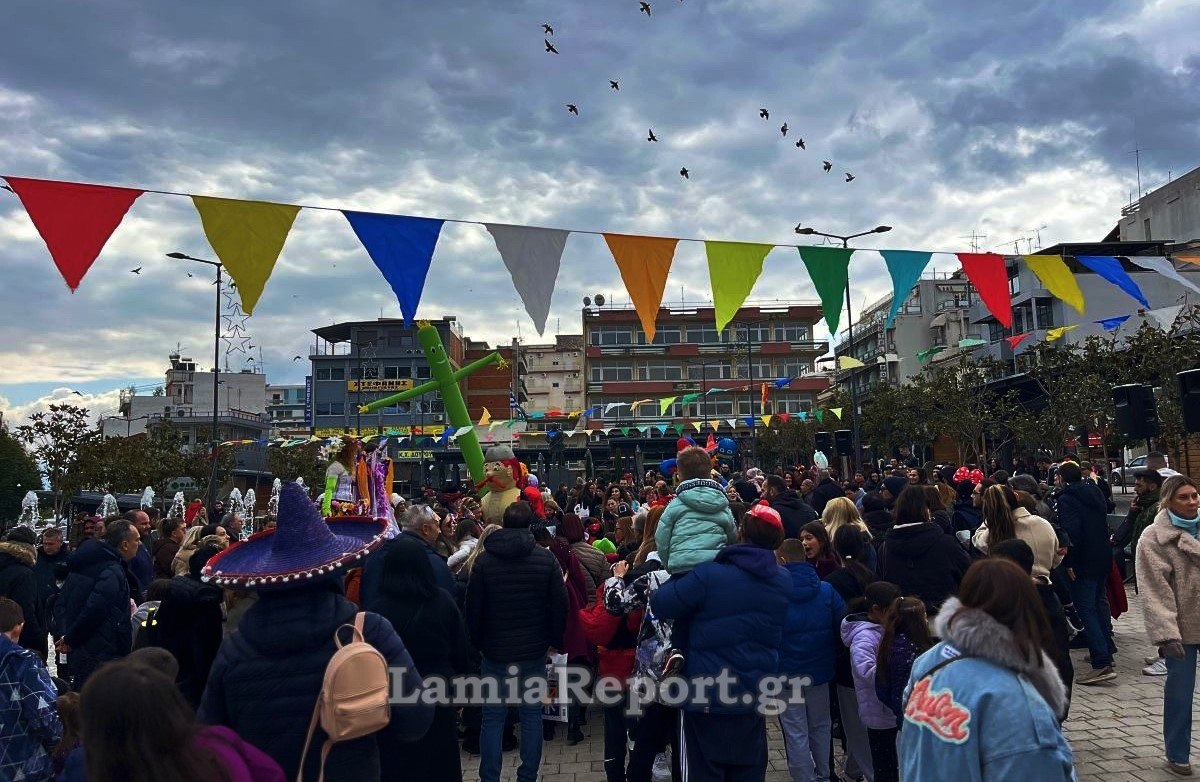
[166,251,223,511]
[793,225,893,470]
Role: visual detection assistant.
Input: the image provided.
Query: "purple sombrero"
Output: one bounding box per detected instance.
[201,482,387,590]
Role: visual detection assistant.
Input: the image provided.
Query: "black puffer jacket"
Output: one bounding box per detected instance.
[0,541,43,650]
[198,580,433,782]
[809,478,844,515]
[465,528,568,662]
[770,490,819,539]
[1056,479,1111,579]
[60,539,132,660]
[34,546,69,630]
[880,522,969,614]
[156,574,225,707]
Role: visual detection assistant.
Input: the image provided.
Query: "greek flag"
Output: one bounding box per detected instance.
[509,391,528,419]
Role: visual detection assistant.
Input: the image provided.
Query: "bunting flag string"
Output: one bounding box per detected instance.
[659,397,677,416]
[1006,332,1032,350]
[761,414,773,427]
[1095,315,1131,332]
[1044,325,1077,342]
[1127,257,1200,296]
[916,345,946,363]
[605,233,678,340]
[958,338,988,349]
[705,241,772,331]
[880,250,932,327]
[829,408,842,419]
[1075,256,1149,307]
[838,356,865,369]
[477,407,492,426]
[485,224,568,336]
[1148,305,1183,330]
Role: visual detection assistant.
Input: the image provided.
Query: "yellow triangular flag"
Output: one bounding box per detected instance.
[1023,255,1085,315]
[838,356,865,369]
[191,196,301,314]
[1045,325,1078,342]
[691,421,703,432]
[761,414,773,427]
[707,420,722,430]
[478,407,492,426]
[629,398,654,412]
[659,397,677,416]
[830,408,843,419]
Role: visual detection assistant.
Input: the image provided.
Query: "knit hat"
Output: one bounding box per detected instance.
[201,482,387,590]
[882,475,908,498]
[593,537,617,555]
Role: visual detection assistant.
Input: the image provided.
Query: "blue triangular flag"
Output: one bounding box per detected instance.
[1095,314,1131,332]
[1074,256,1149,308]
[343,211,445,326]
[774,377,792,389]
[743,416,755,428]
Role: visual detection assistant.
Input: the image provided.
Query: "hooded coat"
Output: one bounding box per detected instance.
[899,597,1073,782]
[464,527,568,662]
[655,479,737,574]
[769,490,819,539]
[778,562,845,685]
[155,572,225,707]
[0,541,44,651]
[59,539,133,662]
[650,543,790,713]
[840,614,896,729]
[1055,479,1111,579]
[198,580,433,782]
[880,522,969,614]
[0,633,62,782]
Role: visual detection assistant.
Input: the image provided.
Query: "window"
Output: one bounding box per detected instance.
[417,366,431,379]
[1008,273,1021,296]
[774,395,813,414]
[590,364,634,382]
[357,330,379,347]
[1036,300,1054,330]
[686,324,720,344]
[736,361,773,379]
[687,363,734,381]
[315,402,345,416]
[590,327,635,346]
[315,366,345,381]
[774,324,810,342]
[552,382,560,388]
[777,360,810,377]
[649,326,682,345]
[734,324,774,343]
[706,400,735,416]
[639,360,684,381]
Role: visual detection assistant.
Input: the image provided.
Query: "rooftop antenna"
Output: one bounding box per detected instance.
[1129,145,1148,200]
[960,229,987,253]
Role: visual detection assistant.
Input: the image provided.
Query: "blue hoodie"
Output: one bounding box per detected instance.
[899,598,1074,782]
[651,543,790,713]
[778,562,844,686]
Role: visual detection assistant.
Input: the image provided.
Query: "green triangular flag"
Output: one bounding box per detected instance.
[797,246,854,336]
[705,241,773,331]
[815,410,825,423]
[620,427,631,437]
[672,423,684,436]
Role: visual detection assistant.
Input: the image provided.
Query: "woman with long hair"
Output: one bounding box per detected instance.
[632,505,666,571]
[899,558,1073,780]
[799,521,841,579]
[879,487,969,614]
[875,597,934,722]
[922,485,953,534]
[973,484,1061,579]
[67,660,284,782]
[823,497,877,573]
[446,516,483,574]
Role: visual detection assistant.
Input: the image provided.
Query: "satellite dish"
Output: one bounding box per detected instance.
[583,296,592,307]
[594,293,606,306]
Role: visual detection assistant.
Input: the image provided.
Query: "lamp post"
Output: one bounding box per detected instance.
[727,318,778,467]
[793,225,893,471]
[166,251,224,511]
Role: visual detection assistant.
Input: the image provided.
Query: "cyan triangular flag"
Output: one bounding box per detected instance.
[343,211,444,326]
[880,251,932,327]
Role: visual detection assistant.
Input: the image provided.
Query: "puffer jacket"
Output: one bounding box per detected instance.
[156,574,225,707]
[198,580,433,782]
[0,541,44,651]
[1056,479,1111,578]
[655,479,737,574]
[880,522,969,614]
[464,527,568,662]
[60,539,133,661]
[899,597,1072,782]
[809,478,844,515]
[0,634,62,782]
[603,553,672,683]
[779,562,845,685]
[841,614,896,729]
[651,543,790,713]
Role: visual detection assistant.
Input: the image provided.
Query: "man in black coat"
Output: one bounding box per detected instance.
[57,519,140,690]
[360,503,455,607]
[0,527,44,657]
[465,500,568,782]
[809,469,844,515]
[1056,462,1116,685]
[764,474,818,538]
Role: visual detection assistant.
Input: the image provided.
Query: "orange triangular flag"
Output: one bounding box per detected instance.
[604,233,678,341]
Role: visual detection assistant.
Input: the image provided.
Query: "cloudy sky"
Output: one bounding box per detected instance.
[1,0,1198,425]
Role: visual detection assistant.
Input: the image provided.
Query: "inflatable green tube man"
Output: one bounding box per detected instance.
[359,322,502,488]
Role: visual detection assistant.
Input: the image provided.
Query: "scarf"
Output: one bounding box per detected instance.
[1168,510,1200,539]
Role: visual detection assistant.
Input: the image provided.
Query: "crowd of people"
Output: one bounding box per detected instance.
[0,447,1196,781]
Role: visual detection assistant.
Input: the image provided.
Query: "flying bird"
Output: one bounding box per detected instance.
[823,161,833,172]
[795,138,805,149]
[610,80,620,90]
[130,267,142,275]
[640,2,651,15]
[545,39,558,53]
[647,129,658,142]
[566,104,579,115]
[542,23,554,34]
[780,123,788,137]
[759,108,769,119]
[186,272,193,278]
[845,172,855,182]
[72,391,84,396]
[0,184,12,192]
[679,167,689,179]
[293,356,303,362]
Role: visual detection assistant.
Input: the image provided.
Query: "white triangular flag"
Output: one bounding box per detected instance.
[1127,256,1200,296]
[1149,304,1183,330]
[485,223,569,336]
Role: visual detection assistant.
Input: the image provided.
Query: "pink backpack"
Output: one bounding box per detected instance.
[298,612,392,782]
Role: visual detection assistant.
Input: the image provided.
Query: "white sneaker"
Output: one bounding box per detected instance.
[652,750,671,782]
[1145,655,1162,665]
[1144,658,1169,676]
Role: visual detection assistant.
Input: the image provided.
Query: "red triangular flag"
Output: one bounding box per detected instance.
[778,412,790,422]
[4,177,144,290]
[1006,332,1032,350]
[956,253,1012,328]
[705,433,717,451]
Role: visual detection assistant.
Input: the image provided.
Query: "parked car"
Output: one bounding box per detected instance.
[1110,455,1164,488]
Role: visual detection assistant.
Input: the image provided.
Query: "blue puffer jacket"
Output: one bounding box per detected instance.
[1056,480,1111,579]
[59,539,133,661]
[655,479,737,574]
[198,580,433,782]
[778,562,845,686]
[0,635,62,782]
[651,543,790,713]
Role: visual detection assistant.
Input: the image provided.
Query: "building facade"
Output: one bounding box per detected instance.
[1119,164,1200,243]
[464,340,517,422]
[521,335,585,415]
[266,384,308,437]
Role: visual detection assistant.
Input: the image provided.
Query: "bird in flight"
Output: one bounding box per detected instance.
[845,172,855,182]
[823,161,833,172]
[71,390,84,396]
[759,108,769,119]
[545,39,558,53]
[640,2,651,15]
[780,123,788,137]
[795,138,805,149]
[186,272,193,278]
[647,129,658,142]
[566,104,579,115]
[542,23,554,34]
[130,267,142,275]
[610,80,620,90]
[293,356,303,362]
[0,184,12,192]
[679,167,689,179]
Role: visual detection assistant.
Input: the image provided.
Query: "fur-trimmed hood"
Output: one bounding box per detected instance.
[0,540,35,568]
[934,596,1068,720]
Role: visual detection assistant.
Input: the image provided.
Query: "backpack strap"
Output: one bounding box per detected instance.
[334,612,367,650]
[297,705,320,782]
